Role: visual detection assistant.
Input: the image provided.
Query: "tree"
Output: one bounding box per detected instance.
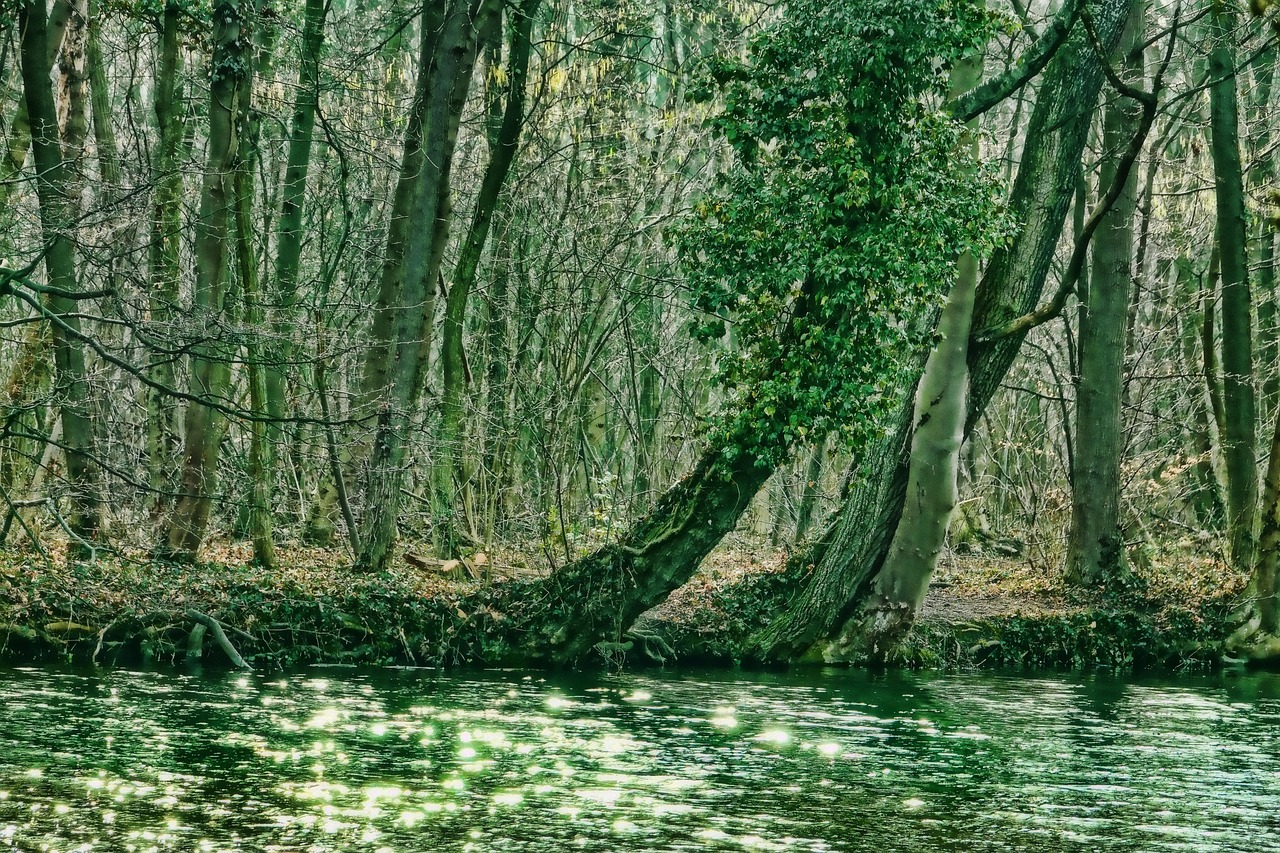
[750,0,1139,663]
[1066,1,1144,588]
[432,0,542,559]
[159,0,260,561]
[17,0,104,554]
[355,0,500,572]
[1207,0,1258,571]
[518,0,1007,660]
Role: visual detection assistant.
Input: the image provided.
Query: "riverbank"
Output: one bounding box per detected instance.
[0,537,1247,671]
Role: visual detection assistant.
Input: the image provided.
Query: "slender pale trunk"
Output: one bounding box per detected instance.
[826,49,984,659]
[1208,0,1258,572]
[1067,1,1143,588]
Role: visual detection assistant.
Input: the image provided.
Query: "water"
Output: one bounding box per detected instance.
[1,665,1279,852]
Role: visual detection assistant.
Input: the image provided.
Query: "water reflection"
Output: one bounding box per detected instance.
[1,666,1279,851]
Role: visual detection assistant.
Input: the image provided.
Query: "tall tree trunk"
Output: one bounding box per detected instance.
[1253,412,1280,636]
[355,0,498,572]
[18,0,104,554]
[1067,1,1143,588]
[1250,46,1277,416]
[432,0,539,559]
[158,0,257,561]
[0,0,70,219]
[1176,256,1226,529]
[146,1,186,520]
[235,17,278,568]
[1209,0,1258,572]
[305,0,445,548]
[749,0,1135,662]
[264,0,326,439]
[85,0,120,197]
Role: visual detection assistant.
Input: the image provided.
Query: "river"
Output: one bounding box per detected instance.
[1,665,1278,851]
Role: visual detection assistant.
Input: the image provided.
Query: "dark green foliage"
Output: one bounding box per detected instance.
[901,604,1234,671]
[680,0,1012,468]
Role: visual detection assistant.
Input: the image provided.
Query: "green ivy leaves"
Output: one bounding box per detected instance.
[679,0,1013,469]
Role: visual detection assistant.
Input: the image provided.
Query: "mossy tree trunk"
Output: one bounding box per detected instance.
[522,443,775,663]
[1066,1,1143,588]
[1208,0,1258,572]
[433,0,540,559]
[146,1,187,521]
[158,0,258,561]
[265,0,327,448]
[19,0,104,554]
[355,0,499,573]
[749,0,1136,663]
[0,0,69,220]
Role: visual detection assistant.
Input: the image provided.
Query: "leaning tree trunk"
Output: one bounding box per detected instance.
[816,38,986,662]
[18,0,104,554]
[158,0,257,561]
[748,0,1135,663]
[826,248,979,662]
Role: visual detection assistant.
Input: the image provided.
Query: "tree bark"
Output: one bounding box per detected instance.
[749,0,1135,662]
[146,1,186,520]
[264,0,327,439]
[158,0,258,561]
[0,0,70,219]
[355,0,498,573]
[819,39,986,660]
[19,0,104,554]
[1066,1,1143,588]
[432,0,540,559]
[1208,0,1258,572]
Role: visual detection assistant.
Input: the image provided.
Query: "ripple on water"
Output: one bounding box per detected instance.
[3,667,1280,851]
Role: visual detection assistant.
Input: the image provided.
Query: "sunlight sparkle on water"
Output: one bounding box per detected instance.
[710,706,738,728]
[754,729,790,745]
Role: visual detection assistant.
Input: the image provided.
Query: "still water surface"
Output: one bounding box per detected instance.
[1,665,1278,851]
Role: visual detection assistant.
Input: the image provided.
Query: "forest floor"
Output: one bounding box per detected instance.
[0,532,1249,671]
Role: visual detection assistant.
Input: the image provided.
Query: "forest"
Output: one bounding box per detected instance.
[0,0,1278,670]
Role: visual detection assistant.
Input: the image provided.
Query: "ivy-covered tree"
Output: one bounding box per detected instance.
[517,0,1010,661]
